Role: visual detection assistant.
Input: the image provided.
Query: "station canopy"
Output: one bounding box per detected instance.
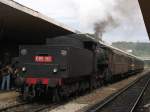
[138,0,150,40]
[0,0,78,45]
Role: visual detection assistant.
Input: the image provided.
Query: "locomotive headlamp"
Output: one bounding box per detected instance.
[53,68,58,73]
[22,67,26,72]
[21,49,27,55]
[61,50,67,56]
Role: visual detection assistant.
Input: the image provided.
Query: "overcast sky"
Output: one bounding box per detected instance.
[14,0,149,43]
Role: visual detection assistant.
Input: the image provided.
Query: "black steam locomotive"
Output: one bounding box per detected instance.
[17,34,144,101]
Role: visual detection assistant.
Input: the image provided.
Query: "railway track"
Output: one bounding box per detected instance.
[0,101,29,112]
[0,100,61,112]
[0,72,148,112]
[0,90,14,94]
[134,76,150,112]
[0,103,60,112]
[85,72,150,112]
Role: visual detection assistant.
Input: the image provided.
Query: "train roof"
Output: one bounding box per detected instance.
[47,34,97,42]
[46,34,98,47]
[47,34,143,61]
[85,34,143,61]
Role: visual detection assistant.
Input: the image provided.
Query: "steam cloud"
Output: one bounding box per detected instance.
[94,15,118,41]
[76,0,138,40]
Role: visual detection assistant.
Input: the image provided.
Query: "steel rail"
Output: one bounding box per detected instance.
[0,102,29,112]
[86,74,150,112]
[32,103,60,112]
[0,100,62,112]
[0,90,15,94]
[130,79,150,112]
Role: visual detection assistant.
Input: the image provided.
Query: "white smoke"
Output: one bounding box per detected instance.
[72,0,140,40]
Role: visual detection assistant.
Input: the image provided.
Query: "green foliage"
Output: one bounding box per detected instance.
[112,42,150,58]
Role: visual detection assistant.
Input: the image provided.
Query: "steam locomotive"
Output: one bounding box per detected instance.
[17,34,144,101]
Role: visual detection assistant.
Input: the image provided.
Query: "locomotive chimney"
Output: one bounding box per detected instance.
[94,31,102,41]
[94,21,107,41]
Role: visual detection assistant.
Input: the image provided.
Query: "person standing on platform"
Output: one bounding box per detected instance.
[1,65,13,90]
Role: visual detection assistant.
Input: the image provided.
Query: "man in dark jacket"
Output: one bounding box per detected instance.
[1,65,13,90]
